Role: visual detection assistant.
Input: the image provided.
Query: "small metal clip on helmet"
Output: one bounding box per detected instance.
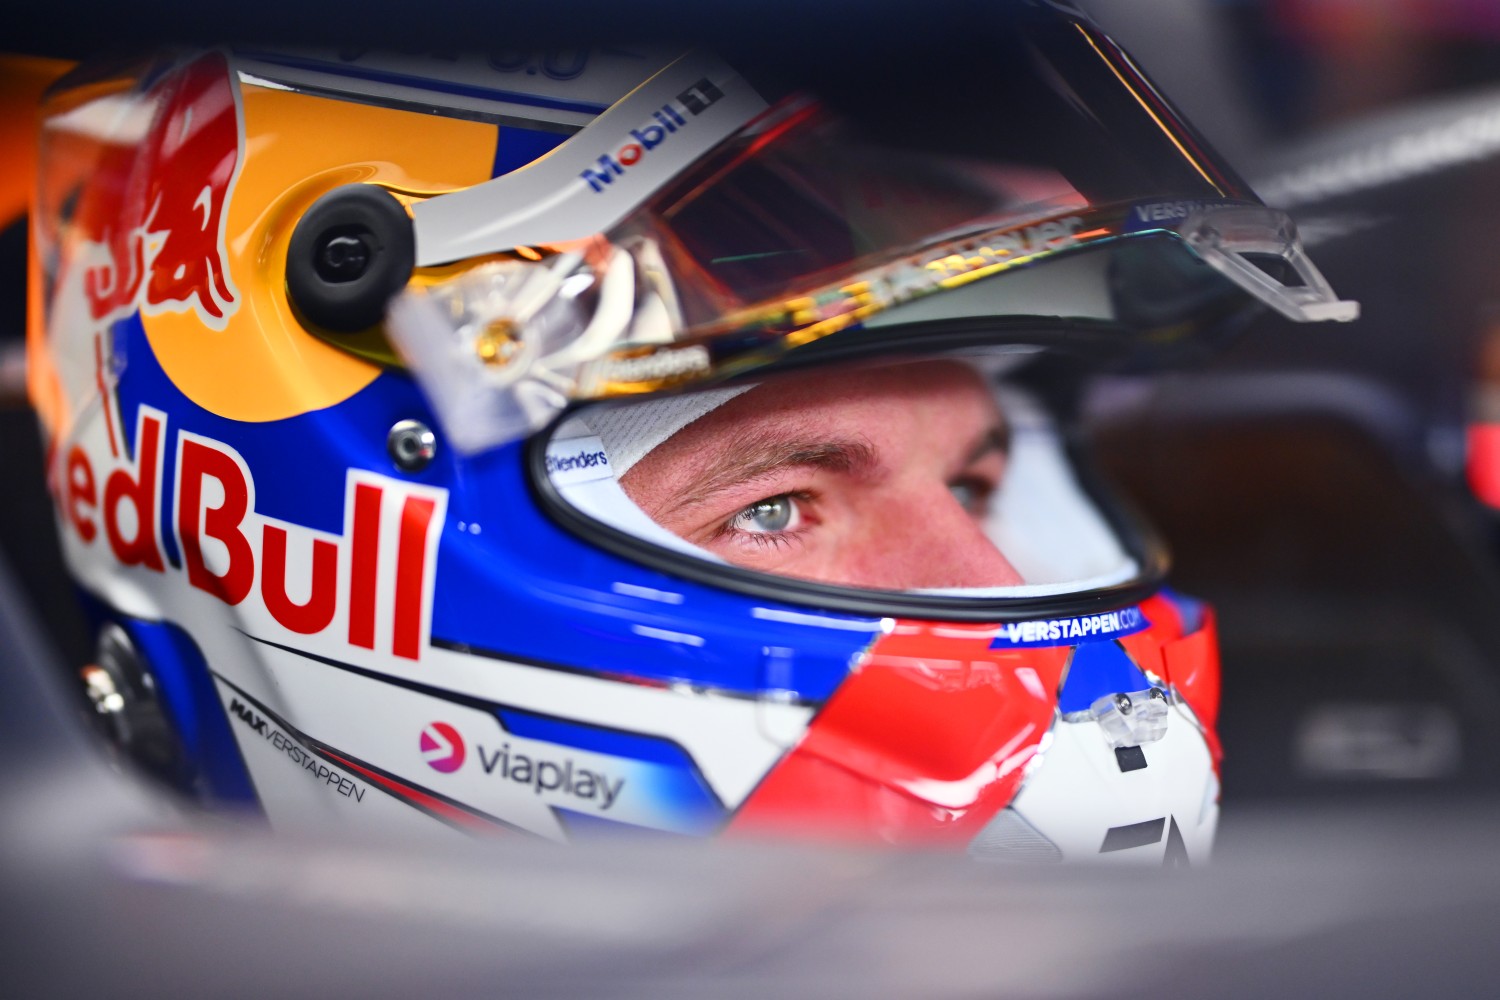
[30,2,1354,860]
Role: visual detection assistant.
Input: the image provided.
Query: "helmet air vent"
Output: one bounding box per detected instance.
[287,184,416,333]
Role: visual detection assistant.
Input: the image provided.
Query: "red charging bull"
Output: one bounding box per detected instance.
[71,51,243,330]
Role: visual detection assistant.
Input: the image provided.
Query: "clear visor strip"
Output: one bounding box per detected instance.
[391,202,1359,457]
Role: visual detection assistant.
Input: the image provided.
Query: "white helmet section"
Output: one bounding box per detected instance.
[232,47,669,130]
[969,700,1219,864]
[412,51,770,264]
[543,415,734,563]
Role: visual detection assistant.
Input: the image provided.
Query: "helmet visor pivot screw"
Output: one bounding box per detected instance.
[388,419,437,472]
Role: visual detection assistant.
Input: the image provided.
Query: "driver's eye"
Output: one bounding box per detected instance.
[949,479,987,515]
[734,495,796,533]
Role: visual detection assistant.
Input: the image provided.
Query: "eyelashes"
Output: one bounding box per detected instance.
[715,491,813,549]
[732,495,798,533]
[701,459,1000,561]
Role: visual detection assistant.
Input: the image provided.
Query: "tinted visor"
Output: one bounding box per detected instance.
[618,12,1243,325]
[624,100,1093,320]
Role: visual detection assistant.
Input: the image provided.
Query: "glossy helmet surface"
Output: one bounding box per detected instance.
[30,3,1352,859]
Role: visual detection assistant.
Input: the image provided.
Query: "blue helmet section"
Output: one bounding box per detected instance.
[1057,640,1154,715]
[78,587,259,805]
[497,707,726,835]
[110,309,883,705]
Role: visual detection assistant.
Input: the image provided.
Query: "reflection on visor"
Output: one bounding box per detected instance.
[389,200,1353,454]
[635,99,1089,313]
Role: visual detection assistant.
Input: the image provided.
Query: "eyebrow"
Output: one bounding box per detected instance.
[659,436,880,520]
[964,425,1009,468]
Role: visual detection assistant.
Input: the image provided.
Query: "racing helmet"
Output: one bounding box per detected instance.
[29,2,1355,861]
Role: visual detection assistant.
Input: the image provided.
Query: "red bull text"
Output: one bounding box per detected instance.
[61,406,446,662]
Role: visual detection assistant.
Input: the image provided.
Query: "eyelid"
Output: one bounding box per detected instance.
[957,426,1008,475]
[661,439,877,521]
[714,490,815,544]
[948,475,994,514]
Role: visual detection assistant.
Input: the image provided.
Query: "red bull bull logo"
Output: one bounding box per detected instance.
[77,51,243,330]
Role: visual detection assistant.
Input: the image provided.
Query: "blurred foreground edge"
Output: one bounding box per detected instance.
[2,549,1499,999]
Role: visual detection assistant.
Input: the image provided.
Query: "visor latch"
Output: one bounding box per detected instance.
[1180,204,1360,324]
[1088,686,1170,749]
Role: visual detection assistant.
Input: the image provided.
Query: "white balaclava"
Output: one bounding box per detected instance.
[581,385,756,479]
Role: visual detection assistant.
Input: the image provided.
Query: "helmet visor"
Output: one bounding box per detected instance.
[388,8,1354,456]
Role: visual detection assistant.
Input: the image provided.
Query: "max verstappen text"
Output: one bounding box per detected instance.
[230,697,365,802]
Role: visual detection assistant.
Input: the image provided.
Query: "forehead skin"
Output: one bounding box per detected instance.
[621,359,998,500]
[618,359,1021,589]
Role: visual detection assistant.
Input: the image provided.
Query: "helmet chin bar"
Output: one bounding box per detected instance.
[1179,204,1360,323]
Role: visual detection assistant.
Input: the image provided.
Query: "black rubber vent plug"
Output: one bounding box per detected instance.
[286,185,415,333]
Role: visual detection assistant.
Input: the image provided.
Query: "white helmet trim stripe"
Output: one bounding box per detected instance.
[412,51,769,265]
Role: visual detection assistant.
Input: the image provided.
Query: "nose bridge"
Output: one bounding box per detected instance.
[864,483,1021,589]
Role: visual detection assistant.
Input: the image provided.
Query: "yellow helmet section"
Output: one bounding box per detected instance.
[141,83,500,423]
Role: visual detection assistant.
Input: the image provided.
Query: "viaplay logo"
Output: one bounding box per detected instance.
[420,722,466,774]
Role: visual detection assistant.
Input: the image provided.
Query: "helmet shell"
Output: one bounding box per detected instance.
[32,43,1223,861]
